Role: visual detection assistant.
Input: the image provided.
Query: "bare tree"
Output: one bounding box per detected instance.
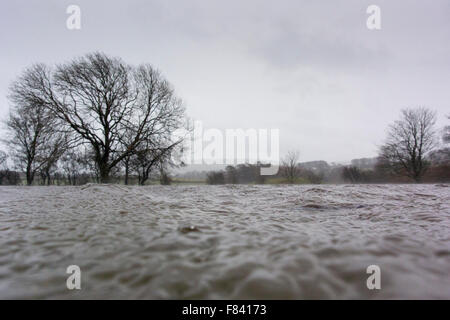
[4,68,68,185]
[15,53,186,183]
[379,107,437,182]
[4,104,54,185]
[60,148,90,185]
[342,166,365,183]
[281,150,300,183]
[39,132,70,185]
[131,140,180,185]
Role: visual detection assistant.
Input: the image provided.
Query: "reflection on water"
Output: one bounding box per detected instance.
[0,184,449,299]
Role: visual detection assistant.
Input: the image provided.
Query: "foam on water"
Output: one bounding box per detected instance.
[0,184,449,299]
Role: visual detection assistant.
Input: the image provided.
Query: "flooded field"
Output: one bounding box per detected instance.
[0,184,449,299]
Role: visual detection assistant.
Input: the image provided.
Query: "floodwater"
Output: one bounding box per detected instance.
[0,184,449,299]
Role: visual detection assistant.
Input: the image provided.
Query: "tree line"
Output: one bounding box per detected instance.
[0,52,187,185]
[204,108,449,185]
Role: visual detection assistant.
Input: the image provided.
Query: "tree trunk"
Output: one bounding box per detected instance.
[139,173,148,185]
[139,166,150,186]
[98,162,110,183]
[100,172,110,183]
[26,165,34,186]
[46,169,51,186]
[124,159,129,185]
[97,150,111,183]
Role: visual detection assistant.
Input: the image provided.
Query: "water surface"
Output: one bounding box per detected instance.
[0,184,449,299]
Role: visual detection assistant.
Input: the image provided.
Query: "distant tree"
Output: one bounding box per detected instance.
[0,166,21,186]
[0,151,19,185]
[206,171,225,185]
[342,166,364,183]
[225,165,238,184]
[60,149,90,185]
[379,108,437,182]
[303,169,324,184]
[131,141,179,185]
[4,70,69,185]
[38,132,71,185]
[281,151,300,183]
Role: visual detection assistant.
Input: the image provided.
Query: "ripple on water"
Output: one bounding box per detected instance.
[0,184,449,299]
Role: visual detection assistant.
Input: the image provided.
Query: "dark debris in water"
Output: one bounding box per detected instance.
[178,225,201,234]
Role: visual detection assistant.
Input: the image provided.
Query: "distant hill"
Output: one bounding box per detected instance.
[350,158,378,170]
[298,160,330,172]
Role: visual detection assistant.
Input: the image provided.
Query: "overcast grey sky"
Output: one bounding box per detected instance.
[0,0,449,162]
